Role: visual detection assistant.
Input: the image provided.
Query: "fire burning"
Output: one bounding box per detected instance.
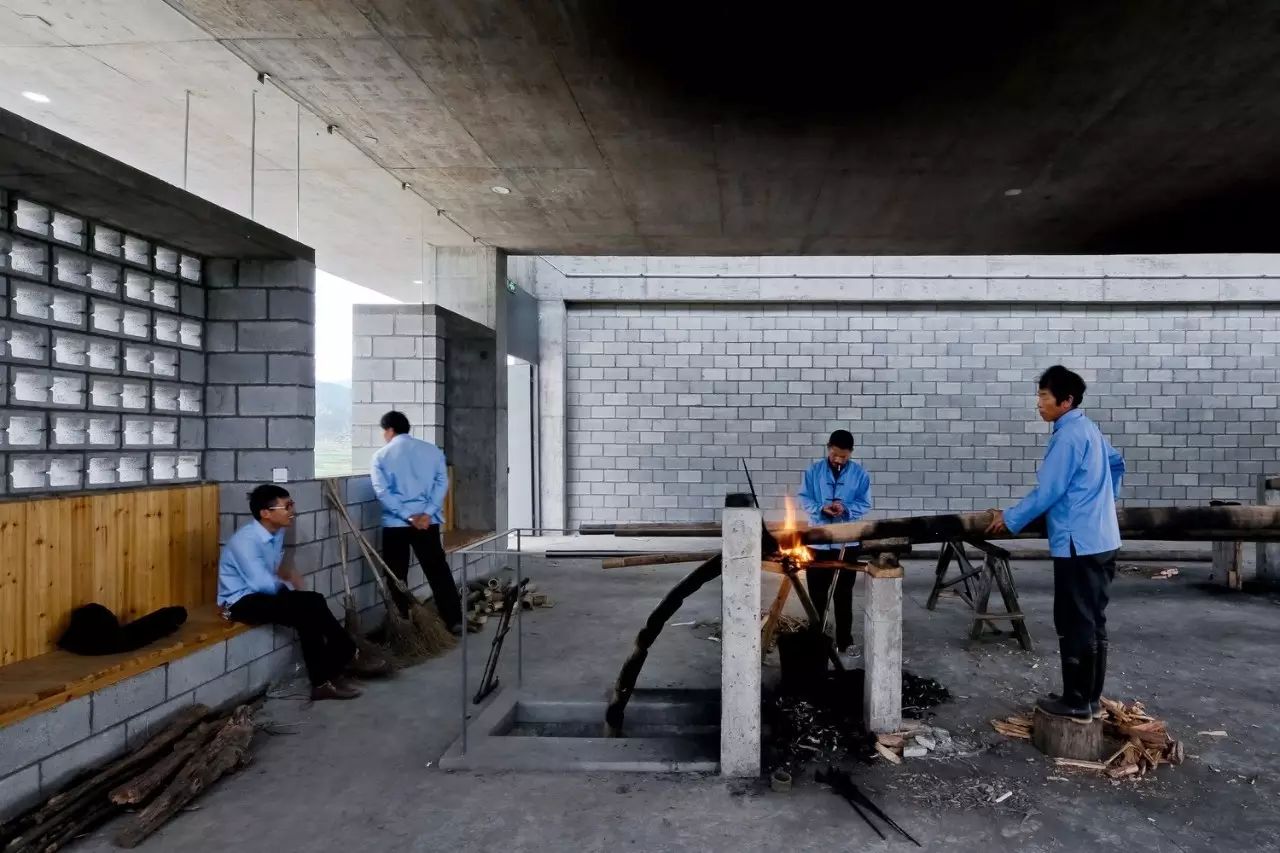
[778,495,811,565]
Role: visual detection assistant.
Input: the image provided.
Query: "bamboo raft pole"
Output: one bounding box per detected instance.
[581,505,1280,544]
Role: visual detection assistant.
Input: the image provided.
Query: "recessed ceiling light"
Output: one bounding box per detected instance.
[490,186,511,195]
[21,91,50,104]
[412,279,423,284]
[1004,188,1023,197]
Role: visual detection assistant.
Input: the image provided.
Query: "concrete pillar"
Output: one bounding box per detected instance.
[1258,477,1280,584]
[205,258,316,491]
[720,494,761,777]
[863,556,903,734]
[537,299,567,532]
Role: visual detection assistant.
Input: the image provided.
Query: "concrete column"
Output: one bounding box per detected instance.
[863,555,903,734]
[205,258,316,493]
[1259,477,1280,584]
[537,299,567,532]
[720,494,761,777]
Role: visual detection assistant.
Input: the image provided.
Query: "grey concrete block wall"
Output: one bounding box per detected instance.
[351,304,445,471]
[204,258,317,485]
[564,303,1280,524]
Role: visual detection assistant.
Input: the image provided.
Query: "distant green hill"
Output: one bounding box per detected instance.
[316,381,352,441]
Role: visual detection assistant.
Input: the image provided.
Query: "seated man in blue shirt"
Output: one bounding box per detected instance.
[798,429,872,658]
[371,411,463,633]
[220,484,386,701]
[988,366,1125,723]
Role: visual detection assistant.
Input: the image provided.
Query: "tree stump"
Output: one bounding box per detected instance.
[1032,708,1103,760]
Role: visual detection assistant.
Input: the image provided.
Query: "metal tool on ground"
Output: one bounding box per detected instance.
[473,578,529,704]
[816,765,921,846]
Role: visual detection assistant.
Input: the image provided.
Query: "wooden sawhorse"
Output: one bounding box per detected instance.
[927,538,1033,651]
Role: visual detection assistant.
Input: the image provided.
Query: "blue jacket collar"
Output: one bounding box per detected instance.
[1053,409,1084,432]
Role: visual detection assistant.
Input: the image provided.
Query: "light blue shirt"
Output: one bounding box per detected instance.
[1004,409,1125,558]
[371,433,449,528]
[217,521,286,607]
[798,458,872,551]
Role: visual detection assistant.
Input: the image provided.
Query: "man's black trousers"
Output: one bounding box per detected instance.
[1052,546,1117,657]
[805,549,859,650]
[230,589,356,687]
[381,524,464,628]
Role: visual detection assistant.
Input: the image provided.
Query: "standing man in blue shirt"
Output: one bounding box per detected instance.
[987,366,1125,723]
[798,429,872,657]
[220,484,387,701]
[371,411,463,634]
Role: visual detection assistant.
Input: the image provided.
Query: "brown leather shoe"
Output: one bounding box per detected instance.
[311,680,361,701]
[347,651,393,679]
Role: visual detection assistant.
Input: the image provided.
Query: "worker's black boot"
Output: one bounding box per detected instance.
[1089,639,1108,719]
[1037,645,1093,724]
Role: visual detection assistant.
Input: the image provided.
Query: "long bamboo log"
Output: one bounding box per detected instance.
[580,505,1280,544]
[800,506,1280,545]
[601,552,717,569]
[604,555,722,737]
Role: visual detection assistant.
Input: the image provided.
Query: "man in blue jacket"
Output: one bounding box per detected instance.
[988,366,1125,723]
[798,429,872,656]
[371,411,464,634]
[220,484,388,700]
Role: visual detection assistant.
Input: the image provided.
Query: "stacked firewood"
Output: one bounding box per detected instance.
[0,702,257,851]
[464,578,552,630]
[1097,698,1185,779]
[990,698,1184,779]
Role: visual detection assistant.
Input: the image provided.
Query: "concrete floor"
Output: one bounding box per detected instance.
[75,554,1280,853]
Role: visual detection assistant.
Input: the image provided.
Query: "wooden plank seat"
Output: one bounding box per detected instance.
[443,529,494,552]
[0,605,245,729]
[1,527,497,730]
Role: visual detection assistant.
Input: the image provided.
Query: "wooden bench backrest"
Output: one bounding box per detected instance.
[0,483,219,666]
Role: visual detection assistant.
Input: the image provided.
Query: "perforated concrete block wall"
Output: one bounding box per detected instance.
[0,189,205,494]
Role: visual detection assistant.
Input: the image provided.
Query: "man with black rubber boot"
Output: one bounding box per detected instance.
[987,366,1125,723]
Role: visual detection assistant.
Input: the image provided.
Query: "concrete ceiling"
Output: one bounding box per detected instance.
[153,0,1280,256]
[0,0,469,301]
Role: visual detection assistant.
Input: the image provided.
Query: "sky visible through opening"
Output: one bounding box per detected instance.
[315,270,399,384]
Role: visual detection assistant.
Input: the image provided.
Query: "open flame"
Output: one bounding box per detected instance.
[778,494,810,565]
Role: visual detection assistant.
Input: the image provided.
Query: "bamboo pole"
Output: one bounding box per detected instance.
[580,506,1280,544]
[600,552,717,569]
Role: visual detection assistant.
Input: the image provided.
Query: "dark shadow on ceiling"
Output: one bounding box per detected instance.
[577,0,1102,121]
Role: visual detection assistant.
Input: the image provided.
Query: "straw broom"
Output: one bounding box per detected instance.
[322,479,455,661]
[334,521,395,669]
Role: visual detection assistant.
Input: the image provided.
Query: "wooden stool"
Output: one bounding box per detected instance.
[1032,707,1103,761]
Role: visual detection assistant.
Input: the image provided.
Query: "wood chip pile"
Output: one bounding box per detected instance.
[991,698,1184,780]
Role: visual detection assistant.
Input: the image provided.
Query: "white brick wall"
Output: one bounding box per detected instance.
[565,303,1280,524]
[351,305,446,471]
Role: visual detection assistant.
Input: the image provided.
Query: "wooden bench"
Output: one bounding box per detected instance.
[0,483,223,730]
[0,606,244,728]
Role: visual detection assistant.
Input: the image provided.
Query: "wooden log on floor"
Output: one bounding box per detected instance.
[34,704,209,820]
[1032,708,1103,761]
[114,706,255,849]
[109,719,221,805]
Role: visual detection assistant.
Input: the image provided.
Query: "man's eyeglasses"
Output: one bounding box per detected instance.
[266,501,296,513]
